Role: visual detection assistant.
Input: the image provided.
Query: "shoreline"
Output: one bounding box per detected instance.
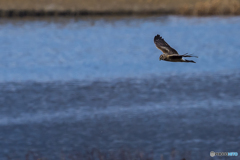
[0,9,239,18]
[0,0,239,17]
[0,10,176,17]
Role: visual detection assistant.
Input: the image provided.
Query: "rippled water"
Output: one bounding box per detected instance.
[0,16,240,160]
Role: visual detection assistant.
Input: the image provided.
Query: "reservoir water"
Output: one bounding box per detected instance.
[0,16,239,160]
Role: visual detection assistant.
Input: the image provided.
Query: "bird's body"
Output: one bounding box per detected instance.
[154,34,198,63]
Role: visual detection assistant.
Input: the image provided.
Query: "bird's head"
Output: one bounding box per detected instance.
[159,55,164,61]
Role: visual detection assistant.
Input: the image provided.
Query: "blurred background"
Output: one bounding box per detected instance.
[0,0,240,160]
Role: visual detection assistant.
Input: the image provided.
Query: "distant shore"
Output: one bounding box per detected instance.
[0,0,239,17]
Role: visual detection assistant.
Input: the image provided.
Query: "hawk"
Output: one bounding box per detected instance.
[154,34,198,63]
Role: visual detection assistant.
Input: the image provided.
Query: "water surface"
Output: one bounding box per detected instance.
[0,16,239,160]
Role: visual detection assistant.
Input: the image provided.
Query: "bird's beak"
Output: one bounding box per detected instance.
[159,58,161,61]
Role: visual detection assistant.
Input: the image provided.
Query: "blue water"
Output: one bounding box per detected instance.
[0,16,240,82]
[0,16,240,160]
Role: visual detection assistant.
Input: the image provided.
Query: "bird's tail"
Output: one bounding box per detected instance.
[183,59,196,63]
[182,53,198,58]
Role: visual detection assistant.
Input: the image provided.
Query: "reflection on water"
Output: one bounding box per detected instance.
[0,16,240,160]
[0,16,240,82]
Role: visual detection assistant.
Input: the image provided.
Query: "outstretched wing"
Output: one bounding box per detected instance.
[154,34,178,55]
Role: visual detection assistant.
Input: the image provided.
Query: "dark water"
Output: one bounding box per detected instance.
[0,16,240,160]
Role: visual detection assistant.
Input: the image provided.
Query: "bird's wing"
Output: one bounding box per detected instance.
[168,55,183,59]
[169,54,198,58]
[154,34,178,55]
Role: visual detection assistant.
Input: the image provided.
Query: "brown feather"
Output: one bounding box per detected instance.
[154,34,178,55]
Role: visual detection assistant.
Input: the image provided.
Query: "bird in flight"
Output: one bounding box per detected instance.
[154,34,198,63]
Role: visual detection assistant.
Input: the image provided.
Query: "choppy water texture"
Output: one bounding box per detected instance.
[0,16,240,160]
